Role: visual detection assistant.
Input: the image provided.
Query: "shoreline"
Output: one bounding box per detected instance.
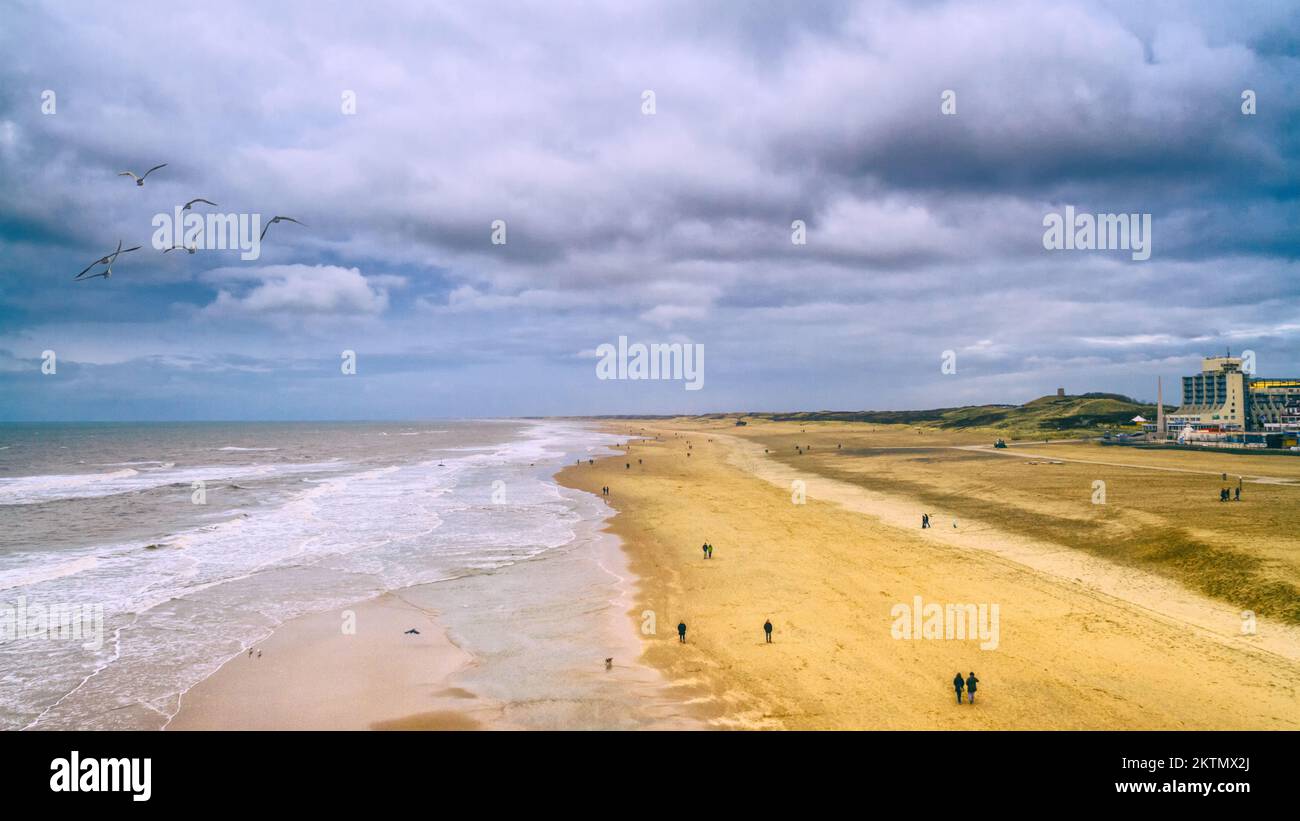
[168,428,700,731]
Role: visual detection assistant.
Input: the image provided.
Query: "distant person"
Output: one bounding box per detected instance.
[921,513,930,529]
[965,672,979,704]
[626,463,630,469]
[953,672,965,704]
[605,657,613,671]
[1234,486,1241,502]
[764,619,773,643]
[702,542,709,559]
[707,543,713,558]
[678,621,687,643]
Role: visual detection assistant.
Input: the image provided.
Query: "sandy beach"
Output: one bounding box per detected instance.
[164,417,1299,731]
[555,419,1300,730]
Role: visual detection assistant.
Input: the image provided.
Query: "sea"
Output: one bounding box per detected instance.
[0,419,683,730]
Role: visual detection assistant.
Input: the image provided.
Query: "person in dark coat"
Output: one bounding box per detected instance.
[965,672,979,704]
[953,672,965,704]
[677,621,687,643]
[764,619,773,643]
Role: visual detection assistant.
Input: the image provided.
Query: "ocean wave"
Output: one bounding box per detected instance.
[0,461,343,505]
[0,555,101,591]
[0,420,627,730]
[215,446,279,452]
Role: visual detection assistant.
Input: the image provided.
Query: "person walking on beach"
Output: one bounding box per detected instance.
[953,672,965,704]
[1234,486,1241,502]
[764,619,773,643]
[702,542,709,559]
[921,513,929,529]
[965,672,979,704]
[707,543,713,559]
[678,621,687,643]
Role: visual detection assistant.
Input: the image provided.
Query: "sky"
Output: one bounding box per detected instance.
[0,0,1296,420]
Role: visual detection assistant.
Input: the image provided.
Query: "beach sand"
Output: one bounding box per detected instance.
[167,593,482,730]
[555,419,1300,730]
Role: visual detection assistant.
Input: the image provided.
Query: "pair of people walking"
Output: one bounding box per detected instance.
[953,672,979,704]
[701,542,714,559]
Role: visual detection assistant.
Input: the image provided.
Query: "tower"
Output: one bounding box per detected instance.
[1156,377,1166,439]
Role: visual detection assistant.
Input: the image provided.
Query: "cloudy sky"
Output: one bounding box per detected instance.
[1,0,1296,420]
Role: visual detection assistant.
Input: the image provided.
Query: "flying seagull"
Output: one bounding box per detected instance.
[260,215,304,241]
[118,164,167,186]
[403,629,420,635]
[182,197,217,210]
[74,240,140,280]
[164,243,197,254]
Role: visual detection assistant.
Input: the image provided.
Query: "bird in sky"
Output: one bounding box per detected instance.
[260,215,304,241]
[117,164,167,186]
[74,240,140,280]
[163,244,197,254]
[182,197,217,210]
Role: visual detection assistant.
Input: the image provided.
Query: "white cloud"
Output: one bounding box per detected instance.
[200,265,402,317]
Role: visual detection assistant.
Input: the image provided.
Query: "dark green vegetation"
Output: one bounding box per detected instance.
[716,393,1165,437]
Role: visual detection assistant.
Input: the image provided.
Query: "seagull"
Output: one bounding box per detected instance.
[74,240,140,280]
[118,164,167,186]
[403,628,420,635]
[260,215,304,241]
[182,197,217,210]
[163,244,197,254]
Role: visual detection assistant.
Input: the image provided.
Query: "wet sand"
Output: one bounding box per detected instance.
[167,593,480,730]
[168,483,700,731]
